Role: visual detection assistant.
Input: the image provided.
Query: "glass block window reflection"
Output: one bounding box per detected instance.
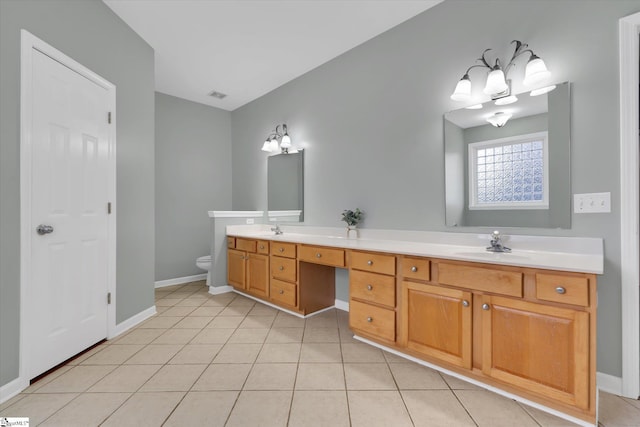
[469,132,549,210]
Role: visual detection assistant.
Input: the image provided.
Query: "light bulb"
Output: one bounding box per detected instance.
[450,74,471,101]
[523,55,551,86]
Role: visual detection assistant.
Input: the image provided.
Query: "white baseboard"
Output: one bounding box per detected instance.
[208,285,234,295]
[155,274,207,288]
[109,305,156,339]
[0,376,29,405]
[335,299,349,312]
[597,371,623,395]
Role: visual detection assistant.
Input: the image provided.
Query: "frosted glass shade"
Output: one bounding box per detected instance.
[523,56,551,86]
[450,75,471,101]
[268,139,280,152]
[280,133,292,148]
[484,68,508,95]
[494,95,518,106]
[262,140,272,152]
[486,112,512,128]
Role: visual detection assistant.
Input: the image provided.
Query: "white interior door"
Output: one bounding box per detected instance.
[28,49,111,378]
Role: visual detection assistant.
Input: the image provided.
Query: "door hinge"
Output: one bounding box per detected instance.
[108,112,112,124]
[107,292,112,304]
[107,202,112,214]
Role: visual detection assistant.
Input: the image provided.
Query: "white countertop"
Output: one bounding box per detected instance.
[226,225,604,274]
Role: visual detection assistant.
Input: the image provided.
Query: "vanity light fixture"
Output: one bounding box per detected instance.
[486,112,512,128]
[494,95,518,106]
[451,40,552,103]
[261,124,297,154]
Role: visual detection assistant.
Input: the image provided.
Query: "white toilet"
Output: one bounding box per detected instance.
[196,255,212,286]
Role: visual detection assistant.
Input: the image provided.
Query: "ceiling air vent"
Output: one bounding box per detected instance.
[208,90,227,99]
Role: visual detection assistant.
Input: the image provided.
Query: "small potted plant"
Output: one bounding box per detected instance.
[341,208,364,238]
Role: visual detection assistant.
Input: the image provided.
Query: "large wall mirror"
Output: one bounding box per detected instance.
[444,81,571,228]
[268,151,304,222]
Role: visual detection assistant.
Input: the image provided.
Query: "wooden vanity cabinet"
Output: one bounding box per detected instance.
[227,238,269,298]
[269,241,298,309]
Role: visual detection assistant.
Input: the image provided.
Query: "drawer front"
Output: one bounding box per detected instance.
[270,241,297,258]
[299,245,345,267]
[257,240,269,255]
[351,251,396,275]
[350,270,396,308]
[349,299,395,342]
[536,273,589,307]
[438,262,523,297]
[401,257,430,282]
[271,256,297,282]
[270,278,297,307]
[236,238,257,253]
[227,237,236,249]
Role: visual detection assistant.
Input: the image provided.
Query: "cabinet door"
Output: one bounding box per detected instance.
[247,253,269,298]
[481,295,589,409]
[227,249,246,289]
[402,281,472,369]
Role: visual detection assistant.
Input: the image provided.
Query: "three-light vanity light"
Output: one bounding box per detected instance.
[262,123,297,154]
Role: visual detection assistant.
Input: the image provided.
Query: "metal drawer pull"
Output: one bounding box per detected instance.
[279,266,284,271]
[462,300,469,307]
[367,260,373,266]
[36,224,54,235]
[260,245,265,249]
[555,286,566,294]
[366,317,373,322]
[482,303,490,310]
[279,290,284,294]
[411,266,418,272]
[279,248,284,252]
[366,284,373,291]
[316,253,322,258]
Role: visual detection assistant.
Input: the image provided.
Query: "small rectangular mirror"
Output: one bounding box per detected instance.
[268,151,304,222]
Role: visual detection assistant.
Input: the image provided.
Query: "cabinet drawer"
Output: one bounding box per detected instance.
[349,299,395,342]
[271,256,297,282]
[401,257,430,281]
[236,238,256,253]
[270,278,297,307]
[351,251,396,275]
[257,240,269,255]
[536,273,589,307]
[299,245,345,267]
[227,237,235,249]
[438,263,523,297]
[270,241,297,258]
[350,270,395,308]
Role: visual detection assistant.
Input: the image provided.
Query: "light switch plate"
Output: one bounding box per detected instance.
[573,192,611,213]
[246,218,254,224]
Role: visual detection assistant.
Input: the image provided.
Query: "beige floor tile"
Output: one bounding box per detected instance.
[35,365,116,393]
[140,364,207,392]
[248,304,278,316]
[226,390,292,427]
[300,343,342,363]
[191,327,234,344]
[402,390,476,426]
[382,350,412,364]
[305,313,338,329]
[344,363,397,390]
[155,305,171,314]
[155,298,182,307]
[110,328,165,345]
[101,391,184,427]
[339,328,358,343]
[0,393,26,411]
[519,403,580,427]
[455,389,538,427]
[169,344,222,364]
[266,327,304,343]
[80,344,144,365]
[295,363,345,390]
[87,364,161,392]
[124,344,183,364]
[67,344,109,365]
[219,305,253,316]
[341,342,386,362]
[256,343,302,363]
[174,298,205,307]
[192,364,252,391]
[40,392,130,427]
[22,366,73,392]
[289,390,350,427]
[151,328,199,344]
[0,393,78,425]
[206,316,245,328]
[163,391,238,427]
[441,373,482,390]
[599,391,640,427]
[273,312,306,328]
[189,306,224,317]
[158,306,197,317]
[213,343,262,363]
[622,395,640,410]
[202,295,235,307]
[244,363,298,390]
[389,363,449,389]
[172,316,213,329]
[239,315,275,329]
[228,296,256,307]
[139,316,182,329]
[303,327,340,343]
[348,390,413,427]
[228,328,269,343]
[168,291,196,299]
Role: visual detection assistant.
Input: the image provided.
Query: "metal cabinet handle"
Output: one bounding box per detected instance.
[366,284,373,291]
[279,266,284,271]
[366,317,373,323]
[411,266,418,272]
[316,253,322,258]
[259,245,265,250]
[555,286,566,294]
[462,300,469,307]
[482,303,490,310]
[367,260,373,266]
[36,224,54,235]
[279,248,284,252]
[279,290,284,294]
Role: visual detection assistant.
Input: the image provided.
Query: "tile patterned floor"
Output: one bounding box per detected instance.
[2,281,639,426]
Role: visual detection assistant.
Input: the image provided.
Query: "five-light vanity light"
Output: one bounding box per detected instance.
[262,123,297,154]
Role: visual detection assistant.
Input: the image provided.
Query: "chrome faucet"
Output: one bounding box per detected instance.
[271,224,283,235]
[486,230,511,253]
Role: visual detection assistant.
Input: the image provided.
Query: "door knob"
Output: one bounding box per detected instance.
[36,224,54,235]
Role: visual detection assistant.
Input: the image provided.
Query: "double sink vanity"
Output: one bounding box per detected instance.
[224,224,602,426]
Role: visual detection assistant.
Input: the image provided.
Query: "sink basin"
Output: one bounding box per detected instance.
[452,251,531,262]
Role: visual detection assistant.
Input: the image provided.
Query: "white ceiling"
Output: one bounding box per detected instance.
[103,0,442,111]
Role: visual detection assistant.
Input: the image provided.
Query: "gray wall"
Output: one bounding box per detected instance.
[0,0,155,387]
[155,93,232,281]
[231,0,640,377]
